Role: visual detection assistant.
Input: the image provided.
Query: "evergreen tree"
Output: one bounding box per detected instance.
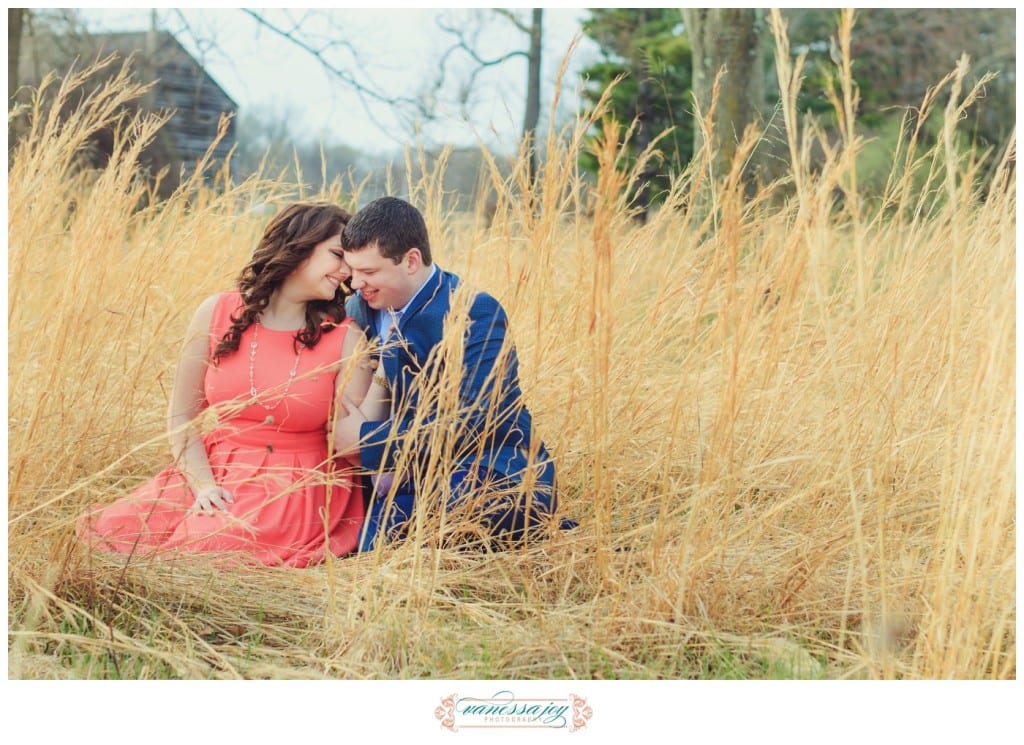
[578,9,693,215]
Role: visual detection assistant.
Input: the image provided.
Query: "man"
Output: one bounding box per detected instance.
[335,196,561,550]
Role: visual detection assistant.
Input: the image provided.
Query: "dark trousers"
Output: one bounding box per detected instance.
[356,468,562,552]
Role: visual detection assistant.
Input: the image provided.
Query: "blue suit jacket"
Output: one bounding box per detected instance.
[345,267,557,513]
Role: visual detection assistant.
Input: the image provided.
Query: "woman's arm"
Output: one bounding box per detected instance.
[167,294,233,513]
[332,323,390,457]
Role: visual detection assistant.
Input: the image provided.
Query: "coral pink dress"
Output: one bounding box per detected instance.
[77,291,365,567]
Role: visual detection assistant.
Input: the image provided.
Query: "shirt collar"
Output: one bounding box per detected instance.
[377,264,437,336]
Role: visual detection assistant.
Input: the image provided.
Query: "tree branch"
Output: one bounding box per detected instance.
[432,11,531,118]
[492,8,531,34]
[239,7,433,140]
[435,15,529,69]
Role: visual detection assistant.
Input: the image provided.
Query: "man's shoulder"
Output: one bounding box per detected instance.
[433,267,491,302]
[469,289,504,317]
[417,267,508,324]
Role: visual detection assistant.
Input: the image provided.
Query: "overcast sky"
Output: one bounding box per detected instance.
[79,6,599,154]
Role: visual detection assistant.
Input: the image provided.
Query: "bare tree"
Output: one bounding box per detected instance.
[520,9,543,181]
[164,8,549,160]
[434,8,544,180]
[15,7,561,201]
[176,9,427,147]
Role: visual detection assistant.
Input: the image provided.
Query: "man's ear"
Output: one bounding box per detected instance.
[404,248,423,273]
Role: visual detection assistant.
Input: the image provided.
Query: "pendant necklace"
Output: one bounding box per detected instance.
[248,320,303,423]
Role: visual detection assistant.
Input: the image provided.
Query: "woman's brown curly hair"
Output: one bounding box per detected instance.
[213,202,352,362]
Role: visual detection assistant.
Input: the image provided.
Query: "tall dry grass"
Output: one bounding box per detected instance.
[8,16,1014,679]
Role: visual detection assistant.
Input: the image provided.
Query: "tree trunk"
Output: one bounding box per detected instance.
[633,8,652,222]
[522,8,542,184]
[683,8,765,181]
[8,8,25,107]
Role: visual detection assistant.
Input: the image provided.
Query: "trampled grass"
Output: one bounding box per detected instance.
[7,23,1014,680]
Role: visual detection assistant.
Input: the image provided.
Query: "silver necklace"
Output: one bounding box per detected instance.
[248,320,303,415]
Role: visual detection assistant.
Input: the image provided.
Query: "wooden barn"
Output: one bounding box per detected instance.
[15,28,237,194]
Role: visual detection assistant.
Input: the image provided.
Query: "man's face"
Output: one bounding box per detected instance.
[344,241,419,311]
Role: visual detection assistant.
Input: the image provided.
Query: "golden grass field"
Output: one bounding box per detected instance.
[7,25,1015,681]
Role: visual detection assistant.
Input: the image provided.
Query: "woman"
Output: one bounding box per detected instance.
[77,202,372,567]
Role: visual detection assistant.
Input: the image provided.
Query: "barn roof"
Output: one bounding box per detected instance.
[20,27,239,167]
[18,28,237,112]
[88,30,237,110]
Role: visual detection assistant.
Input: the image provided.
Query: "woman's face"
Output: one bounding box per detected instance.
[287,233,351,301]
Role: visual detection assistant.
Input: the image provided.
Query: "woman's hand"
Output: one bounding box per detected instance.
[333,394,368,458]
[190,484,234,515]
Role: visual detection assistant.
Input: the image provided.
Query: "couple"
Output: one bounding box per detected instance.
[77,197,563,567]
